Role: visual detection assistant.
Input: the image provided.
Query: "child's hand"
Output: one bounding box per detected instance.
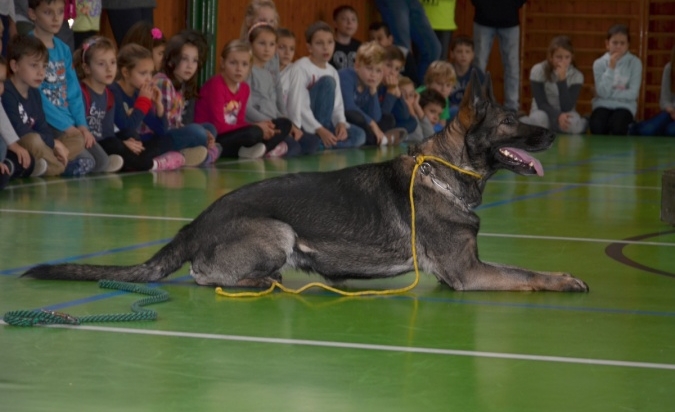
[0,161,8,175]
[123,138,145,155]
[608,52,622,69]
[138,82,153,99]
[206,130,216,147]
[255,121,278,140]
[8,142,31,168]
[558,113,572,132]
[290,124,303,141]
[317,127,338,147]
[79,126,96,149]
[370,121,385,145]
[335,123,348,141]
[554,63,568,81]
[53,140,69,165]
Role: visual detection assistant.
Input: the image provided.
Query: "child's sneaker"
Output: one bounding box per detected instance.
[3,158,15,176]
[62,158,95,177]
[202,143,223,166]
[105,154,124,173]
[180,146,208,167]
[30,158,48,177]
[238,142,266,159]
[265,141,288,158]
[384,127,407,146]
[152,151,185,171]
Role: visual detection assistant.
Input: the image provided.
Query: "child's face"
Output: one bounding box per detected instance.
[11,54,47,88]
[152,44,165,72]
[253,6,277,27]
[173,44,199,83]
[369,28,393,47]
[423,102,443,125]
[85,49,117,86]
[251,31,277,65]
[277,36,296,67]
[124,58,154,90]
[429,80,454,99]
[383,59,403,78]
[0,64,6,95]
[335,11,358,38]
[29,0,65,35]
[307,30,335,65]
[221,50,251,85]
[400,83,415,105]
[451,44,474,69]
[550,47,572,70]
[606,33,629,57]
[355,61,384,89]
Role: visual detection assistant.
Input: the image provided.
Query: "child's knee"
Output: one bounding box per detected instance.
[59,130,85,160]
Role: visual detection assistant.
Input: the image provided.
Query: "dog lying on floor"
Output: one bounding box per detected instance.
[23,73,588,292]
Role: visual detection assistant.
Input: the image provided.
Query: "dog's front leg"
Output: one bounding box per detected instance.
[450,262,589,292]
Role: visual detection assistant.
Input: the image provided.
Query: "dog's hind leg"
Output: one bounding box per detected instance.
[189,218,295,288]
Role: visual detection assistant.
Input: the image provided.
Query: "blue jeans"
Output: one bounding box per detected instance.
[374,0,441,82]
[473,22,520,112]
[166,123,216,151]
[308,76,366,149]
[634,111,675,136]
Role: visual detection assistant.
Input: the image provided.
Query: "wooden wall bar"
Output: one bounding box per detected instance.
[104,0,674,120]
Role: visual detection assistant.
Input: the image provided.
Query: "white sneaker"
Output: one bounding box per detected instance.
[379,135,389,146]
[30,158,48,177]
[238,142,266,159]
[105,154,124,173]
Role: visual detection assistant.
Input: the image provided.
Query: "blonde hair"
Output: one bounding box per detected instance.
[355,41,385,66]
[74,36,117,80]
[424,60,457,86]
[239,0,280,41]
[398,76,414,88]
[221,39,252,61]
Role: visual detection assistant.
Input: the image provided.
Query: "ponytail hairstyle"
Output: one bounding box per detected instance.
[120,21,166,53]
[543,35,575,82]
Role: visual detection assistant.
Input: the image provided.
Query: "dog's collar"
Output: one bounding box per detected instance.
[413,156,483,210]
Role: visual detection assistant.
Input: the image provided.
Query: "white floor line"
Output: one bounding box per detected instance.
[2,322,673,371]
[2,208,674,247]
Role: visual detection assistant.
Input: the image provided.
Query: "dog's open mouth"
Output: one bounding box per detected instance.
[497,147,544,176]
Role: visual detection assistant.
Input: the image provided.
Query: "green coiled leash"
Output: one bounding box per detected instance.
[3,280,170,327]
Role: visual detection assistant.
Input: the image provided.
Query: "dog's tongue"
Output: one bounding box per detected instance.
[504,147,544,176]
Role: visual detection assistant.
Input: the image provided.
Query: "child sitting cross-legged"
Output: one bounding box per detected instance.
[448,35,485,121]
[286,21,366,150]
[416,60,457,126]
[339,41,406,146]
[2,34,93,176]
[246,23,319,156]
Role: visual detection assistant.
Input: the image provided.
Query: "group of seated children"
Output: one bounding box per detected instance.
[3,1,672,191]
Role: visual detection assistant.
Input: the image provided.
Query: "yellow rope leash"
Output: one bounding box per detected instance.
[215,155,482,298]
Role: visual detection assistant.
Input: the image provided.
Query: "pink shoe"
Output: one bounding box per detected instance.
[152,151,185,171]
[265,141,288,158]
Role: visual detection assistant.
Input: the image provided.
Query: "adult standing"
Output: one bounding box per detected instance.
[471,0,526,112]
[373,0,441,84]
[102,0,156,46]
[421,0,457,61]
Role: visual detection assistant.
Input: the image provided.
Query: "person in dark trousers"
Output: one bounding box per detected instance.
[102,0,155,46]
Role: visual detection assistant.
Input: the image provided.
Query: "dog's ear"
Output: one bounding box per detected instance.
[460,68,483,109]
[482,72,496,103]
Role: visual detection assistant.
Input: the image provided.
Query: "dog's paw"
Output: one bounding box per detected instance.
[555,273,590,292]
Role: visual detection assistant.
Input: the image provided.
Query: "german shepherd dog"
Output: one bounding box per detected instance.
[23,73,588,292]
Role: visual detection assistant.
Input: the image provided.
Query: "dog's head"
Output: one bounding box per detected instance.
[423,70,557,180]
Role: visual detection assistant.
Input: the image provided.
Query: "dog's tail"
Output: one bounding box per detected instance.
[22,229,192,282]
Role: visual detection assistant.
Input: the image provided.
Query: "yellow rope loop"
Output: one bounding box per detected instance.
[214,155,480,299]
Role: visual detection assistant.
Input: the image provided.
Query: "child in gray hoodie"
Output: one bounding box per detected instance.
[589,24,642,135]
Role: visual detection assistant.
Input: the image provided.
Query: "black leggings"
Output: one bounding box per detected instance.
[99,134,172,171]
[345,110,396,146]
[216,118,291,158]
[589,108,633,135]
[105,8,155,46]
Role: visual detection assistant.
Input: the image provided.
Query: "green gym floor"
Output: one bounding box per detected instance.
[1,134,674,411]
